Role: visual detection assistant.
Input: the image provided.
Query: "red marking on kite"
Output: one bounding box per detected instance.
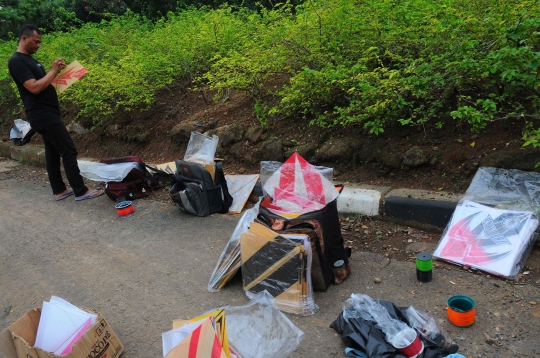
[52,67,88,85]
[441,211,509,265]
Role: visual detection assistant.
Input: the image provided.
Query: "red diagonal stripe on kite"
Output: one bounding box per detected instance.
[440,213,478,258]
[52,67,88,85]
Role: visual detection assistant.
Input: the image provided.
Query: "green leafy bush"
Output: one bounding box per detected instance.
[202,0,539,140]
[1,0,538,147]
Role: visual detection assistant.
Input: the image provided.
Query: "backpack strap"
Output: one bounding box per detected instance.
[215,161,233,213]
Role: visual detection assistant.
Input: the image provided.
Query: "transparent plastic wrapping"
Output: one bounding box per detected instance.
[343,294,414,349]
[259,161,282,190]
[218,291,304,358]
[433,167,540,278]
[461,167,540,215]
[240,222,318,315]
[208,201,261,292]
[77,160,139,182]
[260,161,334,191]
[260,153,339,216]
[184,131,218,165]
[405,306,458,353]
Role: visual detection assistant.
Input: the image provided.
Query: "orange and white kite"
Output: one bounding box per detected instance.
[51,60,88,93]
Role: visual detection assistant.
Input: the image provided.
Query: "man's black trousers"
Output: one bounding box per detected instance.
[31,120,88,196]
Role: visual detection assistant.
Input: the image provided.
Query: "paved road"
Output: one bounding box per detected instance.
[1,175,540,357]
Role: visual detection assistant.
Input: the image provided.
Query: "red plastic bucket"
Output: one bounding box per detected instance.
[392,328,424,357]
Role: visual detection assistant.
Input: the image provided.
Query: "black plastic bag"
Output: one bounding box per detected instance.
[330,300,458,358]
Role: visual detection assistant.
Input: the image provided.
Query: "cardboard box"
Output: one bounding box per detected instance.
[0,307,124,358]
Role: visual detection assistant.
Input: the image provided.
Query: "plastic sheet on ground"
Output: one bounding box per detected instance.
[405,306,457,352]
[331,294,459,358]
[434,167,540,278]
[218,291,304,358]
[184,131,218,166]
[77,160,139,182]
[261,153,339,216]
[342,294,414,350]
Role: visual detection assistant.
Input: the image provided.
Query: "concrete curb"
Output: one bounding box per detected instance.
[337,184,391,217]
[0,141,47,167]
[384,196,457,228]
[0,141,463,229]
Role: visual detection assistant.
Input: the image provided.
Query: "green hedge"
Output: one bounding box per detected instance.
[1,0,539,148]
[1,9,251,121]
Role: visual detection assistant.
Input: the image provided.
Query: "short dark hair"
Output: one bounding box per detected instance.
[19,24,41,40]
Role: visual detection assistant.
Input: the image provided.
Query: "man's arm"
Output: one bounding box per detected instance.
[22,58,66,94]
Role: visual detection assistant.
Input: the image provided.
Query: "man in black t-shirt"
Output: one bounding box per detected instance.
[8,24,104,201]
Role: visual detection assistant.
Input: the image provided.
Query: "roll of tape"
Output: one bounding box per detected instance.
[416,252,433,272]
[447,295,476,327]
[115,201,134,217]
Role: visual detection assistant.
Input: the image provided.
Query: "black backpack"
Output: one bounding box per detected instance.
[169,160,233,217]
[256,185,351,291]
[99,156,159,201]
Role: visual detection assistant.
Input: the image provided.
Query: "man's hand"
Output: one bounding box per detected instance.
[52,58,67,74]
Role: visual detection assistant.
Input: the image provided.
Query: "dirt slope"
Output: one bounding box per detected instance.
[0,87,535,192]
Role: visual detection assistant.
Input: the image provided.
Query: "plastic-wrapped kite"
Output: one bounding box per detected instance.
[433,167,540,277]
[261,153,339,216]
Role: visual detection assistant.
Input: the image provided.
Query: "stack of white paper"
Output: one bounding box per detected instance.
[35,296,97,355]
[434,200,539,277]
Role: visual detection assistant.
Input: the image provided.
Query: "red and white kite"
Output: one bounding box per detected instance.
[262,152,339,216]
[51,60,88,93]
[434,200,538,277]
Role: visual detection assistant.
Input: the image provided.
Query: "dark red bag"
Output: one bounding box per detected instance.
[99,156,158,201]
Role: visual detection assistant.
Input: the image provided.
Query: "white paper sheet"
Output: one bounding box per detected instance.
[56,318,92,355]
[34,296,97,354]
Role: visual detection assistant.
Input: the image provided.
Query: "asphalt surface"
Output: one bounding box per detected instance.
[1,170,540,358]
